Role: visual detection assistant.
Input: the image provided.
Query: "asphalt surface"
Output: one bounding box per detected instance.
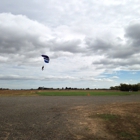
[0,95,140,140]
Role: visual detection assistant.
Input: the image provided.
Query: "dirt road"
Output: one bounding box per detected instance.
[0,95,140,140]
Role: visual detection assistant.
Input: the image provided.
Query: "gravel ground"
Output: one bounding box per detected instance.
[0,95,140,140]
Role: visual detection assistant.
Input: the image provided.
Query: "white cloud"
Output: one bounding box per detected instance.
[0,0,140,89]
[111,76,119,79]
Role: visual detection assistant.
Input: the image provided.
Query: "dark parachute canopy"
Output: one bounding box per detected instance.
[41,55,49,70]
[41,55,49,63]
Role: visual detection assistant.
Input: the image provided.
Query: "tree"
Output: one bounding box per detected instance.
[120,83,139,91]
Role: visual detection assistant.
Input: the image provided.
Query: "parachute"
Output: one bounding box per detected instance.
[41,55,49,70]
[41,55,49,63]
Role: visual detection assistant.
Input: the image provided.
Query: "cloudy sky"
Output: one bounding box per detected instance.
[0,0,140,89]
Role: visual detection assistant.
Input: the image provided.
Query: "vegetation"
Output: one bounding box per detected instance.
[110,83,140,91]
[95,113,119,121]
[89,103,140,140]
[0,83,139,96]
[0,88,140,97]
[37,90,140,96]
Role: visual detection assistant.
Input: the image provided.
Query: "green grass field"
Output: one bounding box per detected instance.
[0,90,140,96]
[37,90,140,96]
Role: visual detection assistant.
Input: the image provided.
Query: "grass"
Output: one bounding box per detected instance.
[0,89,140,96]
[119,132,134,139]
[95,113,119,121]
[36,90,140,96]
[0,90,38,96]
[92,114,140,140]
[89,103,140,140]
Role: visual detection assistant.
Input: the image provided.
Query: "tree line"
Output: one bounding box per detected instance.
[1,83,140,91]
[110,83,140,91]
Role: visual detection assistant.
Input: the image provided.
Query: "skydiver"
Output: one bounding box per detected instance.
[42,66,44,71]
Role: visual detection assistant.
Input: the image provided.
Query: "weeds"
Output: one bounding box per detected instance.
[89,103,140,140]
[96,113,119,121]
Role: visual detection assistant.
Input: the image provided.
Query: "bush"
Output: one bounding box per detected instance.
[120,84,139,91]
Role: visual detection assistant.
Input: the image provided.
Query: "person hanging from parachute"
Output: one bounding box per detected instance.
[41,55,49,71]
[42,66,44,71]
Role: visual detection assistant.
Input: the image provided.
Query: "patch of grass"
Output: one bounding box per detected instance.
[88,103,140,140]
[118,132,133,139]
[0,90,38,96]
[95,113,119,121]
[85,127,90,131]
[36,90,140,96]
[37,91,87,96]
[1,90,140,96]
[93,103,140,140]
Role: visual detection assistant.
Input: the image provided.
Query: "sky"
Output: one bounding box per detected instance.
[0,0,140,89]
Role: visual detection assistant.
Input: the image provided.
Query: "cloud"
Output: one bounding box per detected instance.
[49,39,83,53]
[1,12,140,70]
[0,13,86,66]
[85,22,140,71]
[125,22,140,40]
[0,0,140,89]
[86,38,112,53]
[0,13,53,64]
[125,22,140,49]
[42,75,76,81]
[0,75,37,80]
[111,76,119,79]
[1,74,111,83]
